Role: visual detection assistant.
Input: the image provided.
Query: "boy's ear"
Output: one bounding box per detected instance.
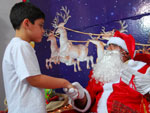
[22,18,31,29]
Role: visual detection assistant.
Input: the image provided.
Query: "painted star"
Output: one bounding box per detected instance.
[80,17,83,19]
[128,3,132,6]
[110,12,114,16]
[95,16,99,20]
[85,3,88,6]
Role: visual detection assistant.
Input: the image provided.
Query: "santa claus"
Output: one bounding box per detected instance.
[64,31,150,113]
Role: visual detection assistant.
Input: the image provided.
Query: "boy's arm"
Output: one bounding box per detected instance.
[26,74,73,89]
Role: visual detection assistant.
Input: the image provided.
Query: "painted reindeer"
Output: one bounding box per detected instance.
[45,31,78,72]
[89,38,105,63]
[89,34,106,63]
[45,31,60,69]
[52,6,94,71]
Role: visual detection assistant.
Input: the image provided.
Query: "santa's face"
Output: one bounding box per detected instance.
[106,44,130,62]
[92,50,125,83]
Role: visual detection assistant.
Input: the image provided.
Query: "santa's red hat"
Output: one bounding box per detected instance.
[107,30,135,59]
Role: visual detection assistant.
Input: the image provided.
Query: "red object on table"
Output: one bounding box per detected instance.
[61,109,80,113]
[0,111,7,113]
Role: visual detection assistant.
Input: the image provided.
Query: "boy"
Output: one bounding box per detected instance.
[2,2,73,113]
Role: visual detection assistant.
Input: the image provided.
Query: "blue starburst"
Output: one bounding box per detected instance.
[128,3,132,6]
[95,16,99,20]
[80,17,83,19]
[85,3,88,6]
[132,7,137,12]
[70,35,72,38]
[110,12,114,16]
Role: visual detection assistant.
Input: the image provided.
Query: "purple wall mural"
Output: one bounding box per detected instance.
[30,0,150,92]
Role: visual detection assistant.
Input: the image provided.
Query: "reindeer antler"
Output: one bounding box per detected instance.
[51,16,59,28]
[101,26,115,40]
[56,6,71,25]
[118,20,128,33]
[101,26,106,33]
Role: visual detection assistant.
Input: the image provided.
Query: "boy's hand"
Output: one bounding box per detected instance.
[64,81,78,100]
[64,79,75,89]
[66,83,74,89]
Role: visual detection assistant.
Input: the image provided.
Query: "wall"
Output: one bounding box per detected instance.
[0,0,21,110]
[30,0,150,93]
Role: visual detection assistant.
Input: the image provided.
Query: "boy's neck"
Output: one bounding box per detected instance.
[15,29,31,43]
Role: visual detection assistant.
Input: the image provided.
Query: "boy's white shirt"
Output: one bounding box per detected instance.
[2,37,46,113]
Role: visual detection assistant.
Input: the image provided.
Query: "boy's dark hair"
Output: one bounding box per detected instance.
[10,2,45,30]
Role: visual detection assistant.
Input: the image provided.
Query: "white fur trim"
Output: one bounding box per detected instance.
[128,60,146,71]
[107,37,128,52]
[128,59,137,67]
[97,80,119,113]
[69,88,91,112]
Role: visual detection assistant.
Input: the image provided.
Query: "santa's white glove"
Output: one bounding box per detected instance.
[63,88,78,100]
[63,82,85,100]
[121,66,146,84]
[133,67,150,95]
[121,67,150,95]
[121,67,135,85]
[72,82,85,99]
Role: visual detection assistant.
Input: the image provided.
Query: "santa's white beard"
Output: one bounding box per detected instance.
[92,50,124,83]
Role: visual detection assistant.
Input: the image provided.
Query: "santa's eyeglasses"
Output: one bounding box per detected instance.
[106,44,121,50]
[106,44,130,58]
[120,50,130,59]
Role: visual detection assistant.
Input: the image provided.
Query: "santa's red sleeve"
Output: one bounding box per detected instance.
[85,70,104,112]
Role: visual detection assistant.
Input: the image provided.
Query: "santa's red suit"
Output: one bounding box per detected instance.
[85,60,150,113]
[68,31,150,113]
